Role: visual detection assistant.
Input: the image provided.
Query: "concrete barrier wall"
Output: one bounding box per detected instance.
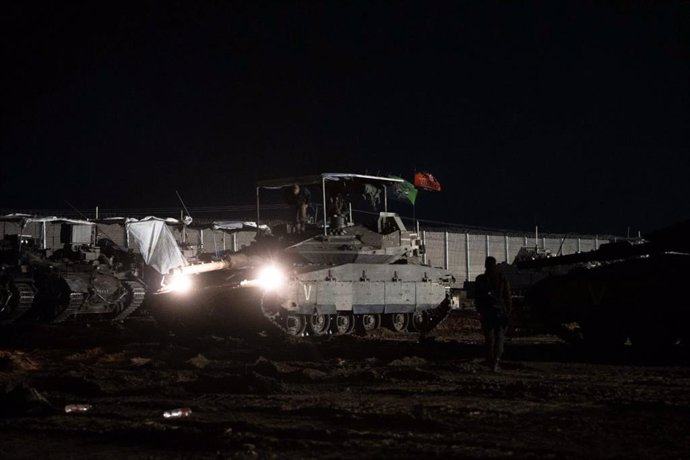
[2,217,612,280]
[422,229,610,282]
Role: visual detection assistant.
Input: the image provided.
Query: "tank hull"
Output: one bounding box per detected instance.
[150,262,452,337]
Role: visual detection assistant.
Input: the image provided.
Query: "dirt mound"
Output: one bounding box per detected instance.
[186,353,211,369]
[0,351,41,372]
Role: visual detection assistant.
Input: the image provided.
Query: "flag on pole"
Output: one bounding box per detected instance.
[389,177,418,205]
[413,172,442,192]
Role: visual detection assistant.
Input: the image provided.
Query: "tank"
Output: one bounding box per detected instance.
[149,173,455,337]
[520,220,690,349]
[0,215,146,323]
[0,232,37,323]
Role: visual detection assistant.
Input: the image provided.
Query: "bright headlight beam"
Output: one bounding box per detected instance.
[166,274,192,294]
[255,265,285,291]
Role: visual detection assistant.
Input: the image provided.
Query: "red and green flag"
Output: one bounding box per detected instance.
[413,171,442,192]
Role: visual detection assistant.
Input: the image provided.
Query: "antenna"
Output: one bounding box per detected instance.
[64,200,89,220]
[175,190,192,219]
[557,233,568,256]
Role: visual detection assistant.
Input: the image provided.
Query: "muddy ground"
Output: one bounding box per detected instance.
[1,312,689,459]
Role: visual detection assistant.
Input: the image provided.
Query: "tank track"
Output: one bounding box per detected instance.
[0,282,36,324]
[52,292,85,323]
[419,297,452,332]
[262,297,452,337]
[112,281,146,321]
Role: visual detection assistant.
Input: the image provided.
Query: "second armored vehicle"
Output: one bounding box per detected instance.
[520,220,690,349]
[0,215,146,323]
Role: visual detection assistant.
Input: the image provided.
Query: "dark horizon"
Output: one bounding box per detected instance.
[2,2,688,235]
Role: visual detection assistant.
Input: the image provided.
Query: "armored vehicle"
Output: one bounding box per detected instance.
[150,173,454,336]
[0,228,37,323]
[520,220,690,349]
[0,215,146,323]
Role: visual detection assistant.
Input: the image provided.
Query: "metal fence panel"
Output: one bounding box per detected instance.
[579,238,596,252]
[200,229,223,255]
[507,236,526,263]
[236,231,257,251]
[488,235,507,263]
[187,228,201,247]
[560,238,579,256]
[543,237,563,255]
[418,230,616,283]
[423,231,445,269]
[467,234,486,281]
[448,232,466,280]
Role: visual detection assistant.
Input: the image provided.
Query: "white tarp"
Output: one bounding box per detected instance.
[0,213,34,221]
[209,221,268,231]
[95,216,192,225]
[131,216,192,225]
[126,220,188,274]
[24,216,95,225]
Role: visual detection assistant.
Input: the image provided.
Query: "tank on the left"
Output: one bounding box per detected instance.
[0,215,146,324]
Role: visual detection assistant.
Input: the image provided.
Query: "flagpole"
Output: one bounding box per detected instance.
[413,168,416,228]
[412,169,417,229]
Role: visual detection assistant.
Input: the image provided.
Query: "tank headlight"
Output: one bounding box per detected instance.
[256,265,285,291]
[166,273,193,294]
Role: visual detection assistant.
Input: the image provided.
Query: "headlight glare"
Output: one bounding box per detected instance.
[256,265,285,291]
[166,273,192,294]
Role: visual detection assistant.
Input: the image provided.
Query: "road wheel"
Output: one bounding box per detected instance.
[408,311,425,332]
[307,312,331,336]
[333,313,354,335]
[285,314,306,336]
[356,314,381,334]
[384,313,409,333]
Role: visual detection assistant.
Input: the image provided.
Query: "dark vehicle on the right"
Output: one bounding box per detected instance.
[521,220,690,349]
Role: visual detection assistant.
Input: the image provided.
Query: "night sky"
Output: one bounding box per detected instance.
[1,2,688,234]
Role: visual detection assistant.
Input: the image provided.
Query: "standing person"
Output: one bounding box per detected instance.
[290,184,310,234]
[475,256,512,372]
